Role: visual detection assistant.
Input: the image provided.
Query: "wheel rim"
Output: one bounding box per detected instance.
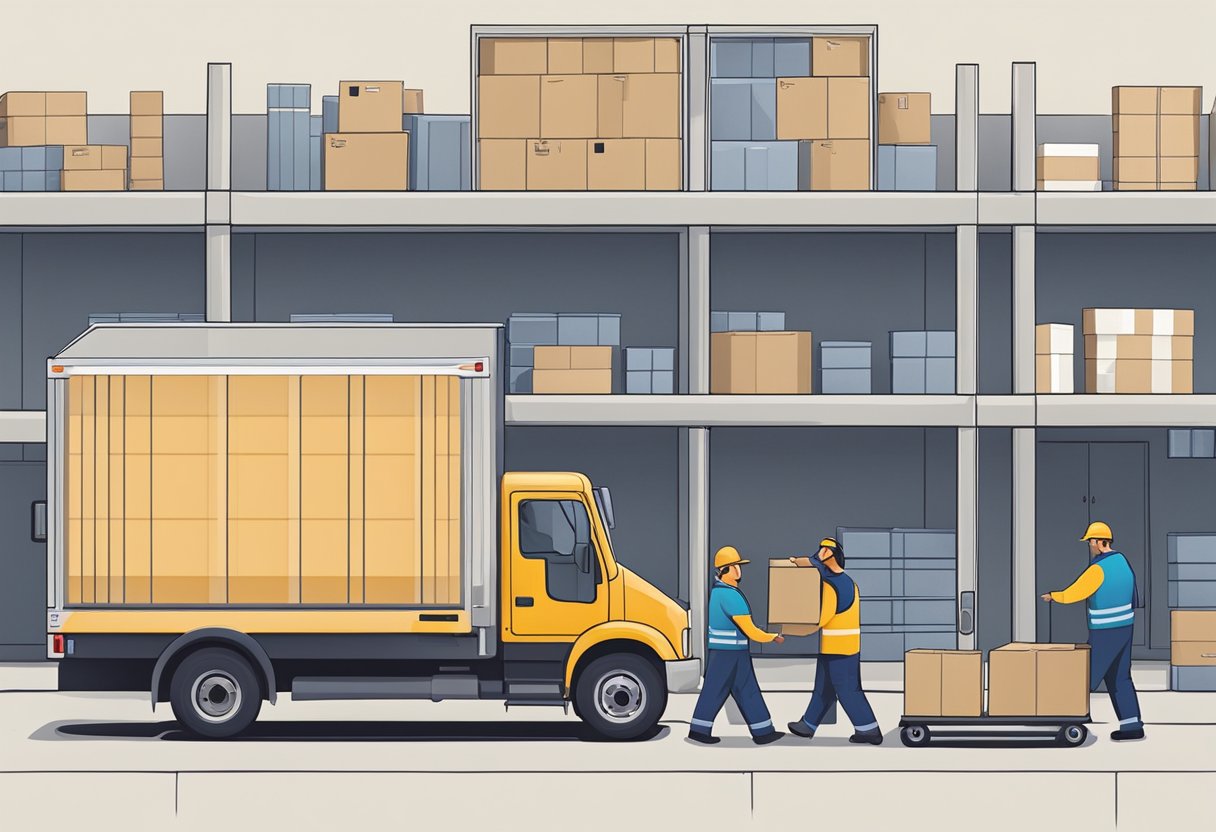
[908,726,926,742]
[191,672,242,723]
[1065,726,1084,742]
[594,671,645,723]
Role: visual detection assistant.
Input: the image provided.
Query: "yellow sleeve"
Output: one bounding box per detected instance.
[732,614,777,643]
[818,582,838,630]
[1051,564,1104,604]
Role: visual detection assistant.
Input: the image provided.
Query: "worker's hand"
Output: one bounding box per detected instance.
[1040,593,1053,602]
[773,634,785,644]
[788,556,814,567]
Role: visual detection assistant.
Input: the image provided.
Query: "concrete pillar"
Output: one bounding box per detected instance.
[1012,427,1036,641]
[956,427,978,650]
[206,63,232,191]
[1013,227,1036,395]
[686,28,708,192]
[1012,63,1037,193]
[956,225,978,395]
[206,63,232,323]
[686,426,709,667]
[956,64,979,192]
[686,226,711,395]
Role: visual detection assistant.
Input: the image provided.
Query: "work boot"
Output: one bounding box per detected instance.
[687,731,720,745]
[849,728,884,745]
[787,720,815,738]
[1110,727,1145,741]
[752,730,785,745]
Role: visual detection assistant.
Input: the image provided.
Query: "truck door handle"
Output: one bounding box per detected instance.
[515,596,534,607]
[31,501,47,543]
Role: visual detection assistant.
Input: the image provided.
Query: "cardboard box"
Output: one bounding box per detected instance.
[1173,610,1216,642]
[477,75,540,138]
[0,92,46,117]
[479,38,548,75]
[655,38,681,73]
[1112,86,1157,115]
[588,139,645,190]
[1160,156,1200,183]
[614,38,655,74]
[62,145,127,171]
[324,132,408,190]
[130,179,164,191]
[1113,156,1156,184]
[46,91,86,116]
[479,139,527,189]
[526,138,587,190]
[622,73,680,138]
[1170,641,1216,666]
[1035,323,1074,355]
[402,89,424,115]
[130,156,163,180]
[130,91,163,116]
[131,137,163,157]
[533,345,612,370]
[1113,114,1157,157]
[597,75,626,139]
[1038,180,1102,192]
[768,559,821,637]
[987,643,1091,717]
[645,138,681,190]
[1160,115,1200,156]
[1114,182,1158,191]
[1084,334,1193,361]
[903,649,983,717]
[61,169,127,191]
[532,368,612,394]
[1037,155,1100,181]
[1085,358,1192,394]
[583,39,615,74]
[776,77,827,140]
[812,36,868,77]
[828,77,869,139]
[1159,182,1198,191]
[339,81,405,133]
[547,38,583,74]
[1036,353,1074,394]
[1160,86,1202,114]
[811,139,870,190]
[0,117,46,146]
[540,75,598,138]
[711,331,812,394]
[130,115,164,138]
[45,116,86,145]
[878,92,930,144]
[1082,307,1194,336]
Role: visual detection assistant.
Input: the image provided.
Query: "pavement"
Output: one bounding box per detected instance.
[1,662,1211,831]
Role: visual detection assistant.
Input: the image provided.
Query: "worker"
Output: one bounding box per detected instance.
[786,538,883,745]
[1041,521,1144,741]
[688,546,786,745]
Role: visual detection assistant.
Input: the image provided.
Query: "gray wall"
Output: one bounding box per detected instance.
[979,229,1013,394]
[1037,232,1216,394]
[978,427,1012,654]
[711,231,957,394]
[233,114,269,191]
[0,236,21,410]
[709,426,957,656]
[930,114,957,192]
[979,114,1011,192]
[504,427,681,600]
[1038,114,1210,191]
[86,114,205,191]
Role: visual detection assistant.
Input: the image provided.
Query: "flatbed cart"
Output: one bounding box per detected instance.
[898,715,1091,748]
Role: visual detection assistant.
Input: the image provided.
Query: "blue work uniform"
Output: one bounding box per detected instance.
[1085,551,1143,731]
[689,580,775,738]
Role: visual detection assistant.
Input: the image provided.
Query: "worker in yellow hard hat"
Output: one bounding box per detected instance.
[688,546,785,745]
[785,537,882,745]
[1041,521,1144,741]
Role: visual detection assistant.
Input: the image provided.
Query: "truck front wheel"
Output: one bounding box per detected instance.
[169,647,263,738]
[574,654,667,741]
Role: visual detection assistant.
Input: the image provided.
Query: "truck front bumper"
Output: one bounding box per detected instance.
[665,658,701,693]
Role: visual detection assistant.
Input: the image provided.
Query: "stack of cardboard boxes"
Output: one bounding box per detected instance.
[1035,323,1075,394]
[1171,610,1216,691]
[0,91,87,146]
[1036,143,1100,191]
[507,312,621,393]
[877,92,936,191]
[478,37,682,191]
[62,144,128,191]
[710,310,811,394]
[1112,86,1201,190]
[326,81,409,190]
[1083,307,1194,394]
[130,91,164,190]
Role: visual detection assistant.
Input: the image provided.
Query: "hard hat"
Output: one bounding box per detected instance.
[714,546,749,569]
[1080,521,1113,541]
[819,537,840,550]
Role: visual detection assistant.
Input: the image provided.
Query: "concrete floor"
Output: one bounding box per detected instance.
[0,662,1211,831]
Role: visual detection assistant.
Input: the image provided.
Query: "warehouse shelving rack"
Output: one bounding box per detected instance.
[1,55,1213,670]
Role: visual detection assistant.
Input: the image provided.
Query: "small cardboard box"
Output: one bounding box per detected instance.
[0,92,46,117]
[130,115,164,138]
[131,137,163,157]
[622,73,680,139]
[987,642,1091,717]
[1112,86,1158,115]
[1083,307,1194,336]
[324,132,409,190]
[526,138,587,190]
[1035,323,1074,355]
[655,38,681,73]
[63,145,127,171]
[61,169,127,191]
[614,37,655,74]
[776,77,827,140]
[0,116,46,146]
[1170,641,1216,666]
[904,649,983,717]
[1160,156,1199,183]
[812,36,868,77]
[711,331,812,394]
[1036,155,1100,181]
[402,89,424,115]
[1085,358,1192,394]
[130,91,164,116]
[130,156,163,180]
[479,38,548,75]
[532,368,612,394]
[1159,86,1202,115]
[1160,115,1200,156]
[130,179,164,191]
[1112,114,1157,157]
[533,345,613,370]
[645,138,681,190]
[583,38,615,74]
[477,75,540,138]
[1172,610,1216,642]
[478,139,527,190]
[828,77,870,140]
[339,81,405,133]
[46,91,86,116]
[45,116,87,145]
[597,75,626,139]
[587,139,646,190]
[540,75,598,138]
[1036,354,1074,394]
[1113,156,1156,184]
[878,92,930,144]
[768,559,821,637]
[811,139,870,190]
[547,38,584,74]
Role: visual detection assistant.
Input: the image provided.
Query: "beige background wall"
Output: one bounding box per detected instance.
[6,0,1214,115]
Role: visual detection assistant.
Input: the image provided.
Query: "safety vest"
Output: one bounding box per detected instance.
[706,581,751,650]
[1087,551,1137,630]
[820,573,861,655]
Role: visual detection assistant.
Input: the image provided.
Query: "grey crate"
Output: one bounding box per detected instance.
[2,171,19,191]
[322,95,339,134]
[710,79,776,141]
[711,142,746,189]
[1171,665,1216,691]
[749,140,806,190]
[509,367,533,394]
[1169,534,1216,564]
[508,314,559,346]
[925,357,955,393]
[1170,564,1216,581]
[821,341,872,369]
[21,146,46,171]
[294,110,310,190]
[926,331,956,357]
[751,79,777,141]
[1194,430,1216,458]
[757,311,785,331]
[877,145,938,192]
[598,314,621,346]
[509,345,536,368]
[710,39,754,78]
[46,170,61,191]
[652,348,674,370]
[652,370,674,394]
[860,632,906,661]
[839,529,892,558]
[0,147,21,171]
[20,171,45,191]
[1169,581,1216,608]
[1169,429,1193,458]
[891,331,928,357]
[821,368,871,394]
[774,38,811,77]
[892,357,926,393]
[850,568,892,598]
[310,133,321,191]
[558,315,599,345]
[625,370,651,394]
[405,114,472,191]
[712,311,786,332]
[904,569,957,598]
[625,347,652,371]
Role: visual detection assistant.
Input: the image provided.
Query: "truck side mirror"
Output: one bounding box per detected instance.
[574,542,592,574]
[594,487,616,530]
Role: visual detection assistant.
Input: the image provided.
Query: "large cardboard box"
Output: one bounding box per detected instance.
[622,73,680,138]
[45,116,87,145]
[1085,358,1192,394]
[1172,610,1216,641]
[339,81,405,133]
[645,138,681,190]
[478,75,541,138]
[540,75,598,138]
[0,117,46,146]
[776,77,827,140]
[903,649,983,717]
[534,345,613,370]
[1160,156,1200,183]
[987,643,1091,717]
[878,92,930,144]
[526,139,587,190]
[130,91,164,116]
[614,38,655,74]
[588,139,645,190]
[1160,86,1202,114]
[532,369,612,394]
[1082,307,1195,336]
[1160,115,1200,156]
[711,331,812,394]
[478,139,527,189]
[583,39,615,74]
[811,139,870,190]
[63,145,128,171]
[479,38,548,75]
[46,92,86,116]
[1113,114,1157,157]
[655,38,681,73]
[61,169,127,191]
[828,77,869,139]
[1084,334,1193,361]
[324,133,409,190]
[1171,642,1216,666]
[548,38,584,74]
[1113,156,1156,184]
[812,36,868,77]
[130,157,163,180]
[533,344,613,393]
[0,92,46,117]
[767,559,821,637]
[1112,86,1158,115]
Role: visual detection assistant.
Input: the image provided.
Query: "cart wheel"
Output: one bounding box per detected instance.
[900,724,931,747]
[1057,724,1088,747]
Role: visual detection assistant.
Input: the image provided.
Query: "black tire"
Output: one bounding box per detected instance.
[900,724,931,747]
[1057,724,1088,747]
[169,647,263,739]
[574,653,667,741]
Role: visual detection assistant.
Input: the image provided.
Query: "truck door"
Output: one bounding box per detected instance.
[508,492,608,637]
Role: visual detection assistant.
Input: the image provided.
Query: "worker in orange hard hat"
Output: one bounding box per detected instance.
[688,546,785,745]
[1041,521,1144,741]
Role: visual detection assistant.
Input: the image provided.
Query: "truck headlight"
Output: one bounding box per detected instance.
[681,627,690,658]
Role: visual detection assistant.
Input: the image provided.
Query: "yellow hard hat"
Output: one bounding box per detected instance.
[1080,521,1113,541]
[714,546,749,569]
[819,537,840,549]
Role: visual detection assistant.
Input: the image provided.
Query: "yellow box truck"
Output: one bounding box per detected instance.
[43,323,696,739]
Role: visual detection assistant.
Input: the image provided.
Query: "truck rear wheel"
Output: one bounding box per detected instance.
[170,647,263,738]
[574,654,666,741]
